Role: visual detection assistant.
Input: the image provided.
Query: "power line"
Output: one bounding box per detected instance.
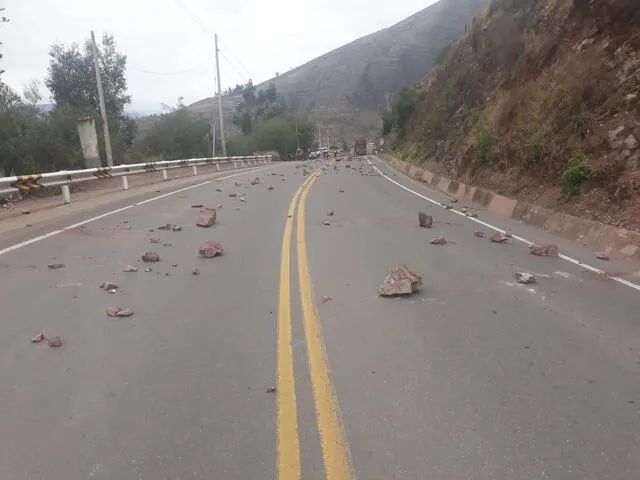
[217,36,253,80]
[170,0,214,38]
[218,48,247,83]
[129,54,215,76]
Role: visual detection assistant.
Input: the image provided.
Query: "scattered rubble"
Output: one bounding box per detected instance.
[105,307,134,318]
[327,209,335,216]
[429,235,448,245]
[595,251,610,260]
[379,264,423,296]
[198,241,224,258]
[418,212,433,228]
[514,272,537,284]
[196,208,217,227]
[529,243,559,257]
[141,251,160,262]
[48,336,64,348]
[490,232,508,243]
[466,211,479,218]
[149,236,161,244]
[474,230,485,238]
[192,267,200,275]
[158,224,182,231]
[99,281,119,292]
[48,264,66,269]
[444,204,453,210]
[122,265,138,272]
[31,333,45,343]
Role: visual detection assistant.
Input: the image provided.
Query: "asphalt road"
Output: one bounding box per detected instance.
[0,158,639,480]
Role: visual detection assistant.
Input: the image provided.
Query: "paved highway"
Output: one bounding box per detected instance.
[0,158,639,479]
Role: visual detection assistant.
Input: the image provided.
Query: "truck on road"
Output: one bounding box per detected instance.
[354,138,367,156]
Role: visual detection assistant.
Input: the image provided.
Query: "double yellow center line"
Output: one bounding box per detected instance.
[277,170,354,480]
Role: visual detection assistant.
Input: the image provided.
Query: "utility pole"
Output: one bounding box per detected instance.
[214,34,227,156]
[90,31,113,167]
[212,121,216,157]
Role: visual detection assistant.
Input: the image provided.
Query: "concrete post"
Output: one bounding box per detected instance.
[162,169,168,181]
[61,184,71,204]
[122,175,129,190]
[234,161,238,169]
[192,165,198,176]
[216,163,220,171]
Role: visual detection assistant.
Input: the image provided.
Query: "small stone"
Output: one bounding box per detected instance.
[141,251,160,262]
[327,209,335,216]
[48,263,66,269]
[323,220,331,226]
[266,386,277,393]
[229,193,237,198]
[321,296,333,304]
[267,186,274,190]
[239,196,248,202]
[48,336,64,348]
[339,190,344,193]
[250,177,261,185]
[196,208,217,227]
[529,243,559,257]
[99,281,119,291]
[149,236,161,244]
[191,204,203,208]
[281,178,286,181]
[122,265,138,272]
[624,134,638,150]
[234,181,241,187]
[379,264,422,296]
[105,307,134,318]
[171,225,182,232]
[504,228,513,238]
[429,235,447,245]
[474,230,485,238]
[450,198,458,203]
[418,212,433,228]
[31,333,45,343]
[216,188,222,192]
[198,241,224,258]
[490,232,508,243]
[192,267,200,275]
[444,204,453,210]
[22,210,31,215]
[514,272,537,284]
[144,268,153,272]
[595,251,610,260]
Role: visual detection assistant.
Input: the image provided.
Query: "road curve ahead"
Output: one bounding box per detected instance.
[0,158,639,480]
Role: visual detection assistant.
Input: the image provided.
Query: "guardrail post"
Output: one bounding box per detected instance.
[192,164,198,176]
[234,161,238,169]
[162,169,168,181]
[61,184,71,204]
[122,175,129,191]
[216,163,220,171]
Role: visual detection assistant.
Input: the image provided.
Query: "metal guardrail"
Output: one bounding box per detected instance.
[0,155,272,204]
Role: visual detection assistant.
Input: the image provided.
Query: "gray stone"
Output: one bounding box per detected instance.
[198,241,224,258]
[196,208,217,227]
[379,264,423,296]
[418,212,433,228]
[624,134,638,150]
[514,272,537,284]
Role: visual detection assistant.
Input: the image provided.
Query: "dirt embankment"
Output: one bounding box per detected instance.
[390,0,640,232]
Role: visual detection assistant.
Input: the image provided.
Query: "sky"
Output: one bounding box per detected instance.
[1,0,437,114]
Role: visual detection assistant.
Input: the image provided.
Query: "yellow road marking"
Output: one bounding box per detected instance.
[277,173,316,480]
[296,172,355,479]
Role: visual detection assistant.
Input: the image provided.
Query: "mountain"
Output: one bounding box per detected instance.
[389,0,640,231]
[174,0,487,143]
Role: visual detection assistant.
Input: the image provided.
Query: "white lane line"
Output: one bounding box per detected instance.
[0,165,276,257]
[367,158,640,293]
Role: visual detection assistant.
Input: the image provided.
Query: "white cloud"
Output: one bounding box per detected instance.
[1,0,436,113]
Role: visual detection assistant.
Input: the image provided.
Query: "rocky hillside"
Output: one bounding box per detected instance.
[179,0,487,143]
[390,0,640,231]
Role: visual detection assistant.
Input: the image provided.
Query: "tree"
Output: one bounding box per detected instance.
[46,33,131,117]
[137,109,210,160]
[23,79,42,105]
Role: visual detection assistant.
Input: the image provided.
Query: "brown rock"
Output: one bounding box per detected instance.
[379,264,423,296]
[595,251,610,260]
[474,230,485,238]
[48,336,64,348]
[31,333,45,343]
[141,251,160,262]
[418,212,433,228]
[529,243,559,257]
[504,228,513,238]
[149,236,161,244]
[122,265,138,272]
[198,241,224,258]
[106,307,134,317]
[327,209,335,216]
[429,235,447,245]
[196,208,217,227]
[48,263,66,269]
[321,296,333,304]
[99,281,119,291]
[490,232,508,243]
[192,267,200,275]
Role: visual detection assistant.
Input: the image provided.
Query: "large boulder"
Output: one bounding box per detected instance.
[198,241,224,258]
[196,208,217,227]
[379,264,422,296]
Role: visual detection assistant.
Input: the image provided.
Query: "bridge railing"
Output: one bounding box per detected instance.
[0,155,272,204]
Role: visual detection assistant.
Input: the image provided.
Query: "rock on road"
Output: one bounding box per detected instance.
[0,159,639,480]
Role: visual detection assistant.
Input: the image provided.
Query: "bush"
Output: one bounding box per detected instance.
[519,124,546,164]
[561,153,594,197]
[476,129,494,163]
